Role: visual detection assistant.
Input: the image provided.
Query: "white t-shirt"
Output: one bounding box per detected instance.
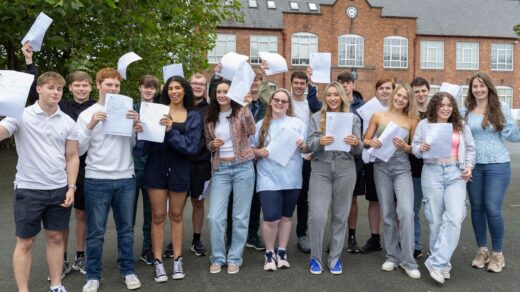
[291,98,311,128]
[215,110,234,158]
[0,102,78,189]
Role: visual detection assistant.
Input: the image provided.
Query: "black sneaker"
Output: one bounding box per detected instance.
[413,249,423,259]
[347,235,361,253]
[360,237,383,254]
[163,242,174,258]
[191,240,207,256]
[140,249,154,265]
[246,236,265,251]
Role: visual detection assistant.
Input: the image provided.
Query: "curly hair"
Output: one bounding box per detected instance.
[426,92,463,131]
[388,83,418,119]
[204,79,241,125]
[257,89,294,148]
[160,75,193,110]
[319,82,350,133]
[464,72,504,131]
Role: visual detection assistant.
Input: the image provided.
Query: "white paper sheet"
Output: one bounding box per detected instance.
[357,97,385,134]
[0,71,35,119]
[217,52,248,81]
[227,62,255,106]
[137,102,170,143]
[117,52,142,80]
[367,122,409,162]
[511,109,520,121]
[266,127,300,167]
[162,64,184,83]
[440,82,462,101]
[423,123,453,159]
[103,94,133,136]
[258,52,288,75]
[21,12,53,52]
[309,52,331,84]
[325,112,353,152]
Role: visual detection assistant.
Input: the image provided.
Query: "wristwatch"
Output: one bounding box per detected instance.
[68,185,77,191]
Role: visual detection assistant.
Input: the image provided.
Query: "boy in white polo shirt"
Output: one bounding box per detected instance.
[0,72,80,292]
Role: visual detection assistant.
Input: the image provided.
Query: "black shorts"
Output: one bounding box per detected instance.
[143,150,190,192]
[14,186,72,238]
[188,160,211,199]
[73,182,85,210]
[353,158,365,196]
[364,162,379,202]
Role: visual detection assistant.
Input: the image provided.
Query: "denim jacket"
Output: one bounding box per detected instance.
[412,118,476,170]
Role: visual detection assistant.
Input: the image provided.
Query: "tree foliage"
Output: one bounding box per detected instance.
[0,0,242,98]
[514,23,520,39]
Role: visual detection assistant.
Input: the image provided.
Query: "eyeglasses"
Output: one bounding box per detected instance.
[271,97,289,105]
[190,82,206,87]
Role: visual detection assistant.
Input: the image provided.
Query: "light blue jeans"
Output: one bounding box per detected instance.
[208,160,255,266]
[422,163,467,270]
[412,177,423,251]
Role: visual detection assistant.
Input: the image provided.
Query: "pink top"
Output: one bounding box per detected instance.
[451,131,460,159]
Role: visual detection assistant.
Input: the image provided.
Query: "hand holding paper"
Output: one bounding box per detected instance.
[21,12,53,52]
[325,112,353,152]
[138,102,170,142]
[103,94,134,136]
[217,52,248,81]
[367,122,409,162]
[422,123,453,159]
[227,62,255,106]
[258,52,288,75]
[309,53,331,83]
[0,71,35,119]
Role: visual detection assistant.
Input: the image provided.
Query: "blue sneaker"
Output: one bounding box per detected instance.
[309,258,322,275]
[330,259,342,275]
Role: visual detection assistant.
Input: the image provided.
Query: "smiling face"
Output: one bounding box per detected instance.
[471,78,489,102]
[436,96,453,122]
[168,81,185,105]
[190,76,207,99]
[413,85,429,106]
[376,81,394,103]
[215,82,231,107]
[270,91,290,117]
[139,85,157,102]
[291,77,307,97]
[326,85,342,112]
[97,77,120,100]
[392,87,410,111]
[37,81,64,108]
[69,80,91,103]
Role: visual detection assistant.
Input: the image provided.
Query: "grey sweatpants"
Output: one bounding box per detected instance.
[374,152,418,270]
[309,157,356,269]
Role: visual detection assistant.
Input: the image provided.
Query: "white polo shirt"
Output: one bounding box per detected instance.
[0,102,78,189]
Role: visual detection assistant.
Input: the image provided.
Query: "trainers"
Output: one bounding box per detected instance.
[246,236,266,251]
[49,285,67,292]
[209,263,222,274]
[191,239,207,256]
[425,260,444,284]
[361,237,383,254]
[471,248,490,269]
[264,251,277,271]
[347,235,360,253]
[297,236,311,254]
[153,259,168,283]
[402,265,421,279]
[276,249,290,269]
[82,279,100,292]
[487,252,505,273]
[382,261,397,272]
[140,249,154,265]
[441,269,451,279]
[72,255,87,274]
[163,242,174,258]
[172,257,185,279]
[330,259,342,275]
[413,249,423,259]
[309,258,323,275]
[123,274,141,290]
[227,264,240,274]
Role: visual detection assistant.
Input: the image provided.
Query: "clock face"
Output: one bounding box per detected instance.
[346,6,358,19]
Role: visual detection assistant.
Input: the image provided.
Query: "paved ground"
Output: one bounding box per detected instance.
[0,145,519,292]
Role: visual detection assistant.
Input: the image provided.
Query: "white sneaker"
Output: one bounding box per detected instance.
[82,279,100,292]
[425,261,444,284]
[382,261,397,271]
[441,269,450,279]
[263,251,277,271]
[403,266,421,279]
[124,274,141,290]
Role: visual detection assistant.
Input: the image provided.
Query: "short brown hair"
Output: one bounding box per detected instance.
[67,71,92,84]
[139,75,159,89]
[96,68,122,84]
[37,72,66,87]
[190,73,206,82]
[375,78,395,90]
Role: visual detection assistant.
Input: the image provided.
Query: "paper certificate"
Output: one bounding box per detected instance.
[217,52,248,81]
[21,12,53,51]
[367,122,409,162]
[265,127,300,167]
[511,109,520,121]
[325,112,353,152]
[440,83,462,102]
[258,52,288,75]
[423,123,453,159]
[357,98,385,134]
[227,62,255,106]
[162,64,184,83]
[117,52,142,80]
[103,94,133,136]
[0,71,35,119]
[309,52,331,84]
[138,102,170,143]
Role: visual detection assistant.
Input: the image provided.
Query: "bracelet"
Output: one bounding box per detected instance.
[68,185,77,191]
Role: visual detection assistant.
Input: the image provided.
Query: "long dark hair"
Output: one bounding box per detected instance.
[205,79,241,124]
[160,76,193,110]
[464,72,504,131]
[426,92,463,131]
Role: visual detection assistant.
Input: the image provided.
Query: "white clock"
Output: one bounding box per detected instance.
[346,6,358,19]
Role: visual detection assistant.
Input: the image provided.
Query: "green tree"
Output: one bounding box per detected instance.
[514,24,520,39]
[0,0,242,98]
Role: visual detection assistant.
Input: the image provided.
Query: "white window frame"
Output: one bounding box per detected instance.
[491,43,513,71]
[338,34,364,68]
[429,84,441,98]
[497,86,514,108]
[290,2,299,10]
[291,32,318,66]
[248,0,258,8]
[456,42,479,70]
[208,33,236,64]
[383,36,408,69]
[420,41,444,70]
[267,0,276,9]
[250,35,278,64]
[459,85,469,108]
[308,3,318,11]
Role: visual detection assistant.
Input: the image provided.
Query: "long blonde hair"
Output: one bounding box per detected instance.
[319,82,350,132]
[257,89,294,148]
[388,83,418,119]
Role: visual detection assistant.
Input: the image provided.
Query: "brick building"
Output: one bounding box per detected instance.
[211,0,520,107]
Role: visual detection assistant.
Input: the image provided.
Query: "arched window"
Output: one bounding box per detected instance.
[338,34,364,67]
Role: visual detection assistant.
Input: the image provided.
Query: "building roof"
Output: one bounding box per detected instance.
[222,0,520,38]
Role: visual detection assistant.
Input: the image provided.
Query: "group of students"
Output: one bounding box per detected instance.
[0,43,517,292]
